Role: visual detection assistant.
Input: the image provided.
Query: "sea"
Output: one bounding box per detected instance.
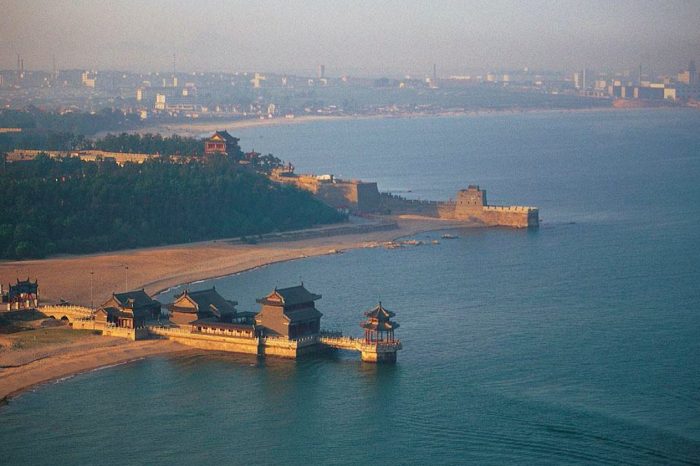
[1,109,699,465]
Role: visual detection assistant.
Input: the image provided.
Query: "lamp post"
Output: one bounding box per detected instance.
[125,266,129,291]
[90,271,94,309]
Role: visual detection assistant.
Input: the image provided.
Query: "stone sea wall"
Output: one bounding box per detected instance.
[379,186,538,228]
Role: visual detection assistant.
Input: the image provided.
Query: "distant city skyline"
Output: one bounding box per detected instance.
[1,0,699,77]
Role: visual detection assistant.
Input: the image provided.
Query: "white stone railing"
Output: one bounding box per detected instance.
[147,325,191,336]
[41,304,94,315]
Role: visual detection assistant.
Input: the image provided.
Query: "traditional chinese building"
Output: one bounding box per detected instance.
[204,130,240,156]
[2,278,39,310]
[255,284,322,339]
[359,302,401,363]
[167,287,238,326]
[361,302,399,344]
[95,289,161,329]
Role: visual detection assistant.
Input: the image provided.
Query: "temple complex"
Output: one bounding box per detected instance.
[45,282,402,363]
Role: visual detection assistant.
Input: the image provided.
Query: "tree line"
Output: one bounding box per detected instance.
[0,155,344,260]
[0,107,140,134]
[0,128,210,157]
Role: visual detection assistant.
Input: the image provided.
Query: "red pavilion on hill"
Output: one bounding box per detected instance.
[204,130,239,156]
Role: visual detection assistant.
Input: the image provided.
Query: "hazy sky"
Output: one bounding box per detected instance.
[1,0,699,76]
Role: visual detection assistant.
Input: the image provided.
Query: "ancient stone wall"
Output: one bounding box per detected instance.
[7,149,156,165]
[148,326,261,354]
[71,319,147,340]
[379,193,441,216]
[146,327,321,358]
[380,186,538,228]
[272,173,381,212]
[354,182,380,211]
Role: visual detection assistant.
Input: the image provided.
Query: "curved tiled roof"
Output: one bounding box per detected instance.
[113,289,160,309]
[361,302,399,332]
[170,287,237,318]
[256,284,321,306]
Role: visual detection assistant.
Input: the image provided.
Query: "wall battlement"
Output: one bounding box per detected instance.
[450,186,538,227]
[268,169,537,228]
[483,205,536,213]
[381,185,538,228]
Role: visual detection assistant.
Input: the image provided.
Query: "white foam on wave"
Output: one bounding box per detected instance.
[89,357,145,373]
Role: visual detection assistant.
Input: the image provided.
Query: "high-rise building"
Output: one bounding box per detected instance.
[430,64,438,88]
[677,61,697,85]
[689,60,697,85]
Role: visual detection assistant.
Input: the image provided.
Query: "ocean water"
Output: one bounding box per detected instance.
[2,109,700,465]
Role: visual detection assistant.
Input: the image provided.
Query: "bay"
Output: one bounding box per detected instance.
[2,109,699,465]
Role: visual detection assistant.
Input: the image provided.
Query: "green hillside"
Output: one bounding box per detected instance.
[0,155,344,259]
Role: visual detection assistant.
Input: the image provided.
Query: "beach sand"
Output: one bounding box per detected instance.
[0,215,462,400]
[112,114,377,138]
[0,333,187,401]
[123,107,628,139]
[0,216,459,307]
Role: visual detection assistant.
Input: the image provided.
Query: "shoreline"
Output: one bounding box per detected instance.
[124,105,669,138]
[0,338,190,403]
[150,218,462,298]
[0,216,461,306]
[0,215,466,402]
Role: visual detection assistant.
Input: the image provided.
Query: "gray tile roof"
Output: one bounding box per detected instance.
[256,284,321,306]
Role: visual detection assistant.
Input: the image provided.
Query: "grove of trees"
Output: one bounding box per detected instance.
[0,155,344,259]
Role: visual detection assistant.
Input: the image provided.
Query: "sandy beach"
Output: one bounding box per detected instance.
[0,216,460,307]
[122,106,636,138]
[130,113,388,137]
[0,334,188,401]
[0,215,462,401]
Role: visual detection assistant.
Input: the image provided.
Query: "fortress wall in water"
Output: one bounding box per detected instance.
[379,187,538,228]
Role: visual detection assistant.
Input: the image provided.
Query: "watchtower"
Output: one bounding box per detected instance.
[458,185,486,208]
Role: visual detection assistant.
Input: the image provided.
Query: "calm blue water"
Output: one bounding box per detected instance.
[2,109,700,465]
